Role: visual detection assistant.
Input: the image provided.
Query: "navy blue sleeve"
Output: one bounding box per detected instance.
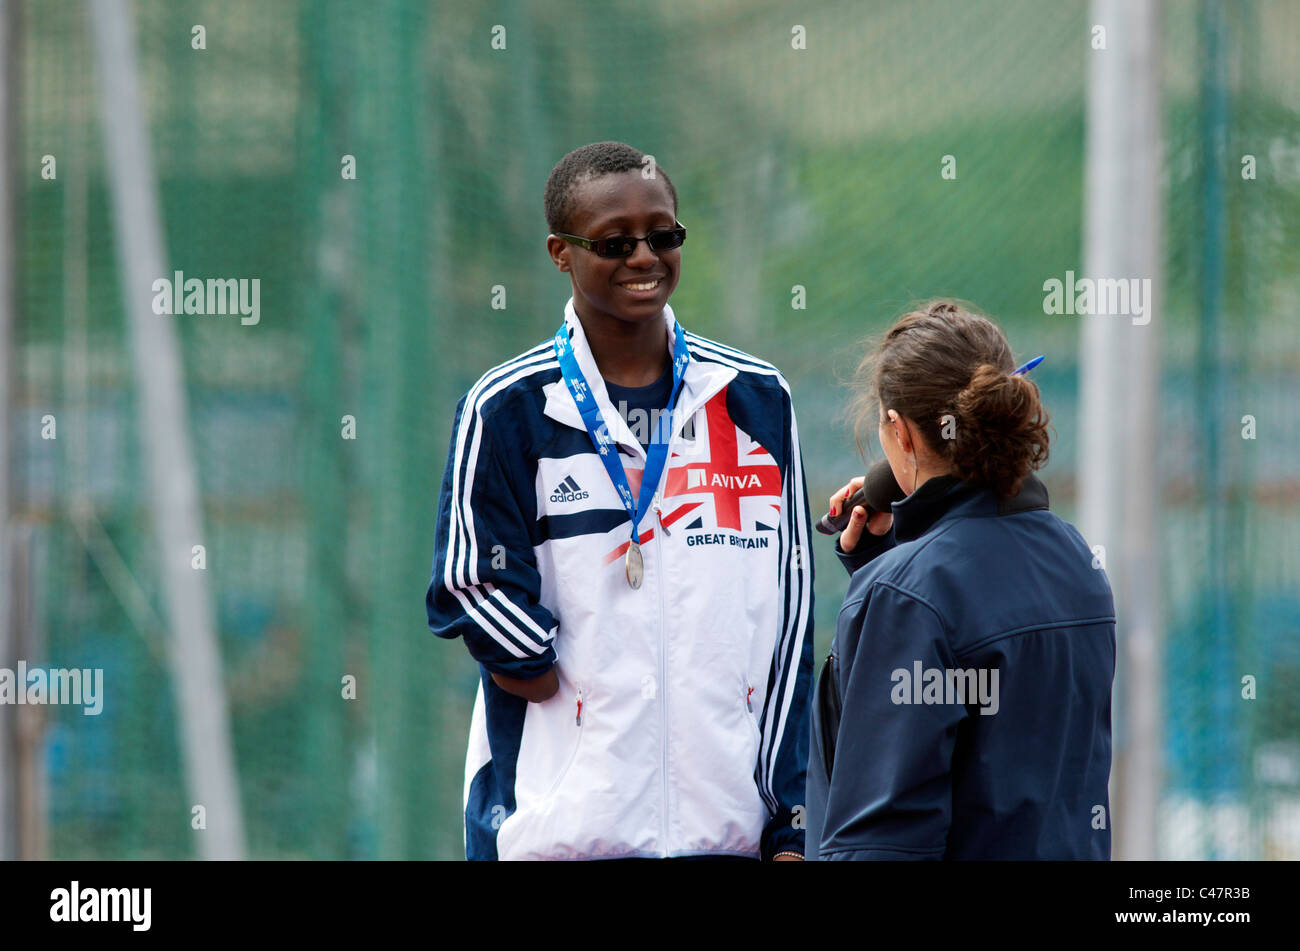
[425,396,558,679]
[816,583,967,860]
[835,527,896,576]
[757,385,815,860]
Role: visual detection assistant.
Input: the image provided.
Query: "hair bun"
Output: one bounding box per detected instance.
[951,364,1050,497]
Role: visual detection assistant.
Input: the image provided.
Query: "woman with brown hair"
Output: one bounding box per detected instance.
[806,300,1116,860]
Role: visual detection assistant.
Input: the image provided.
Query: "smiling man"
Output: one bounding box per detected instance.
[425,142,816,861]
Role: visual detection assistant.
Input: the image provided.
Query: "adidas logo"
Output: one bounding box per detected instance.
[549,476,590,503]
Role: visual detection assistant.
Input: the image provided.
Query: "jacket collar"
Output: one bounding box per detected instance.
[891,472,1050,542]
[542,299,737,460]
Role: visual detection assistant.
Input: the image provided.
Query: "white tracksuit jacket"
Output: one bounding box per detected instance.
[426,301,814,860]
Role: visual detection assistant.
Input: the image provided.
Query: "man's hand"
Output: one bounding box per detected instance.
[828,478,892,553]
[491,668,560,702]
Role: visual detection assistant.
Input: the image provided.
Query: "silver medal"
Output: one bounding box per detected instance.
[624,540,644,589]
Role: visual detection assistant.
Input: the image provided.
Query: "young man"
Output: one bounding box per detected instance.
[426,142,814,860]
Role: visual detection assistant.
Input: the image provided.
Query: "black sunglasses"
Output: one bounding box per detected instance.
[555,223,686,259]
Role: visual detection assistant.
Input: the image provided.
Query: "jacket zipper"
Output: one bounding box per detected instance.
[654,497,670,855]
[741,674,760,743]
[542,680,584,801]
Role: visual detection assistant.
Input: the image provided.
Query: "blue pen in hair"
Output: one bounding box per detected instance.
[1012,354,1045,376]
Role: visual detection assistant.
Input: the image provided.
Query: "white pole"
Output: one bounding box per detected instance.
[0,0,18,862]
[88,0,245,859]
[1081,0,1164,861]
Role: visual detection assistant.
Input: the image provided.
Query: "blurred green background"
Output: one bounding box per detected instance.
[9,0,1299,858]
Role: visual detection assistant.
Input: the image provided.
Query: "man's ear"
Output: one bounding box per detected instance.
[546,235,571,272]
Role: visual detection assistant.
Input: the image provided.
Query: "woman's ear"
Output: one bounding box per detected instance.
[887,409,913,456]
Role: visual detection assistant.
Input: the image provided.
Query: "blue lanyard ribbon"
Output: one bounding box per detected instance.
[553,319,690,544]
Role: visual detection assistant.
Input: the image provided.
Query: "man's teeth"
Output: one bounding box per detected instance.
[622,280,660,291]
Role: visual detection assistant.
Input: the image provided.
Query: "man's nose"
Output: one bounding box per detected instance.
[625,238,659,268]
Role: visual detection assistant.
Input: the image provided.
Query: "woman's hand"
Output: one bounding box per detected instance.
[829,478,893,553]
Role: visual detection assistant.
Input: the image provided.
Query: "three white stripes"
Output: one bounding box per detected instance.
[446,343,559,658]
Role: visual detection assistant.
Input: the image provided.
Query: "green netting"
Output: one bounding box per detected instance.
[12,0,1299,859]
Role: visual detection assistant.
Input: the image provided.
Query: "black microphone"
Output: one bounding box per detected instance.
[815,459,905,535]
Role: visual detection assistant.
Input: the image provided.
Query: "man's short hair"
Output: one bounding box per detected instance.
[544,141,678,235]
